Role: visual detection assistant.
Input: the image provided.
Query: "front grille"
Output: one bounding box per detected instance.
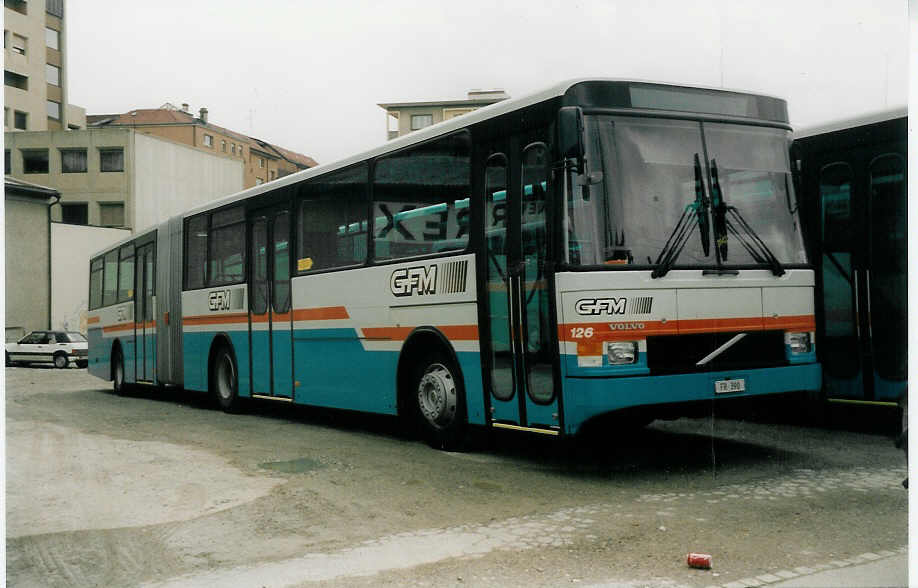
[646,330,787,375]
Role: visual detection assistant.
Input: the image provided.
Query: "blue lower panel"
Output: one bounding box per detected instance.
[87,328,109,380]
[293,330,397,414]
[456,352,486,426]
[183,331,252,394]
[874,375,907,402]
[563,363,822,435]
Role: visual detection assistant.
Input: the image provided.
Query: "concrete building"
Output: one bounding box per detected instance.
[4,0,85,132]
[5,127,244,232]
[87,103,317,189]
[378,89,509,139]
[5,176,58,341]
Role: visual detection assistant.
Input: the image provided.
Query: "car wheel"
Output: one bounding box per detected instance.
[77,360,88,368]
[53,352,68,369]
[411,350,467,450]
[212,345,240,412]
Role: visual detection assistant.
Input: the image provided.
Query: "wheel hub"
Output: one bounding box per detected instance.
[417,363,457,429]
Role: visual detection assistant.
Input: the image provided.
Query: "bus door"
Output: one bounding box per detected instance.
[483,141,560,433]
[134,241,156,382]
[249,208,294,399]
[817,148,906,402]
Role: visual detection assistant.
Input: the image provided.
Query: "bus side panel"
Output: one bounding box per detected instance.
[86,300,135,382]
[86,316,108,380]
[290,255,483,422]
[181,287,250,393]
[154,217,184,387]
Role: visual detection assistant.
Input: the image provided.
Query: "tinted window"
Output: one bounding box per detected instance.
[297,164,367,272]
[185,215,208,290]
[118,244,134,302]
[373,131,470,260]
[89,257,103,310]
[208,206,245,286]
[102,250,119,306]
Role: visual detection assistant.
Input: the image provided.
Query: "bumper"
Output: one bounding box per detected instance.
[563,362,822,435]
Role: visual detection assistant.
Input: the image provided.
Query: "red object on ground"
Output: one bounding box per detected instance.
[686,553,712,569]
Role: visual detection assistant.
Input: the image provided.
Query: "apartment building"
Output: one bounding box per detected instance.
[88,103,317,189]
[378,89,509,139]
[4,0,85,132]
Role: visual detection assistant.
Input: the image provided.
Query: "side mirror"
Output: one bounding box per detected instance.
[558,106,585,173]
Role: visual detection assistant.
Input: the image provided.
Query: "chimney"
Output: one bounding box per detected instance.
[199,107,208,124]
[181,103,189,112]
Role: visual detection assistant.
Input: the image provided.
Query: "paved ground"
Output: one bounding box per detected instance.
[5,366,908,587]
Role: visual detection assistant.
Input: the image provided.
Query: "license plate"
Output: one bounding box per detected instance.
[714,378,745,394]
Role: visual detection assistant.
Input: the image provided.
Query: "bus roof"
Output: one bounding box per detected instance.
[180,78,788,220]
[794,107,907,139]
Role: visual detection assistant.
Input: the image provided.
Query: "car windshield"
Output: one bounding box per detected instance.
[565,115,807,268]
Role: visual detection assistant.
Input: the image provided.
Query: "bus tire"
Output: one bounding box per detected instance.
[211,345,240,413]
[112,347,127,395]
[411,350,467,450]
[53,352,68,369]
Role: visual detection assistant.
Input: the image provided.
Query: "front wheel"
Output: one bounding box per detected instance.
[412,351,467,450]
[53,352,68,369]
[212,346,240,412]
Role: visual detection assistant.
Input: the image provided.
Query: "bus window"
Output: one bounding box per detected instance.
[89,257,103,310]
[373,131,470,260]
[297,164,367,272]
[273,211,291,313]
[185,214,208,290]
[102,250,118,307]
[117,244,134,302]
[208,206,245,286]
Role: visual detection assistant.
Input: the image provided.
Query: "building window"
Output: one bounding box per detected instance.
[99,203,125,227]
[60,149,87,173]
[46,100,61,120]
[100,148,124,172]
[46,63,60,86]
[46,0,64,18]
[4,70,28,91]
[13,110,26,130]
[410,114,433,130]
[5,150,10,174]
[5,0,27,16]
[22,150,49,174]
[231,143,235,154]
[61,203,88,225]
[11,33,26,55]
[259,157,265,168]
[221,140,226,152]
[4,107,8,128]
[203,134,213,147]
[269,170,275,181]
[45,27,59,50]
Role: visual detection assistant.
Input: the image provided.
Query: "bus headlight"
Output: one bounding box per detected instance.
[605,341,638,365]
[786,332,811,354]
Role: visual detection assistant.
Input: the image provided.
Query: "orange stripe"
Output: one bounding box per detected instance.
[87,316,100,324]
[558,315,816,342]
[102,323,135,334]
[182,313,249,326]
[133,320,157,329]
[292,306,350,321]
[361,325,479,341]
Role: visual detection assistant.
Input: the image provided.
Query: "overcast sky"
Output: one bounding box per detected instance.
[68,1,909,165]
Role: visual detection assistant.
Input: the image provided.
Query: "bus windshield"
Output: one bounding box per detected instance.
[566,115,807,268]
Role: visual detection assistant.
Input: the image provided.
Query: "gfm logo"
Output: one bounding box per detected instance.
[390,265,437,297]
[575,297,627,316]
[208,289,232,311]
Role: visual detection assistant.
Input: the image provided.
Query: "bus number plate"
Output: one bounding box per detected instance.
[714,379,745,394]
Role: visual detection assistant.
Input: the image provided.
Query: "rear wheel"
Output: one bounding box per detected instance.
[53,352,68,369]
[212,345,240,412]
[411,350,467,450]
[112,348,126,395]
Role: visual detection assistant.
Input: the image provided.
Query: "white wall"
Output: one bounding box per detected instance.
[51,223,130,333]
[132,133,244,233]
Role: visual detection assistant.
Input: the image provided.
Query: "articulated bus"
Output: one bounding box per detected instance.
[87,79,821,448]
[794,110,907,407]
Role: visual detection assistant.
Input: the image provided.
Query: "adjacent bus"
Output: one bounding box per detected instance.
[87,79,821,447]
[794,110,907,406]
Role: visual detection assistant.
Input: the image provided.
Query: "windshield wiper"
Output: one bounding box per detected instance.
[709,159,785,276]
[651,153,711,278]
